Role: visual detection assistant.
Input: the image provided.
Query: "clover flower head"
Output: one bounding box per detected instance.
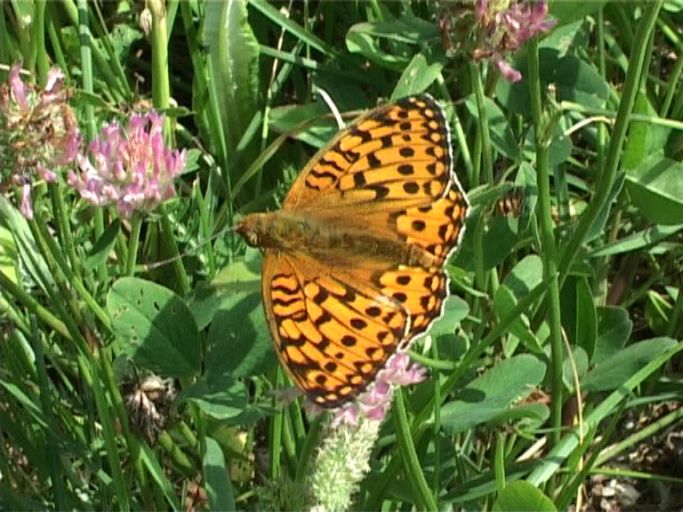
[501,0,557,46]
[68,111,186,218]
[123,374,176,443]
[0,63,82,218]
[331,351,427,428]
[479,0,556,82]
[440,0,556,82]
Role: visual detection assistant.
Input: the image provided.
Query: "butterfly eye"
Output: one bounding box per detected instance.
[246,232,259,246]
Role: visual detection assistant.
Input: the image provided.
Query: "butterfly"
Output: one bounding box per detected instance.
[495,186,525,218]
[236,95,469,408]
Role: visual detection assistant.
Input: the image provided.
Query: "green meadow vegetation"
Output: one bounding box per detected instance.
[0,0,682,510]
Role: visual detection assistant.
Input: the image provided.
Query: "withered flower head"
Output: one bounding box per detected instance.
[123,374,177,442]
[0,63,81,218]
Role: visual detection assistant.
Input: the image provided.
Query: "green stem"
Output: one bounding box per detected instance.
[160,212,190,295]
[33,0,49,80]
[177,420,199,450]
[470,64,494,301]
[595,404,683,466]
[157,430,195,475]
[657,16,683,116]
[431,335,441,496]
[148,1,188,293]
[0,300,30,335]
[436,77,474,185]
[527,37,564,456]
[471,64,493,185]
[126,213,143,276]
[594,6,610,304]
[471,218,486,316]
[87,359,131,511]
[557,1,663,284]
[269,367,284,480]
[0,8,9,64]
[99,350,149,501]
[666,280,683,338]
[281,412,298,475]
[31,317,68,509]
[294,415,323,483]
[494,432,506,493]
[394,389,438,511]
[61,0,129,99]
[76,0,107,284]
[193,180,216,276]
[527,342,683,486]
[33,213,111,331]
[555,403,624,510]
[50,184,80,281]
[74,0,94,135]
[559,101,683,130]
[149,0,170,111]
[28,213,87,327]
[0,283,69,341]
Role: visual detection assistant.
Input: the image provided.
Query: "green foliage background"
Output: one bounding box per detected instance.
[0,0,682,510]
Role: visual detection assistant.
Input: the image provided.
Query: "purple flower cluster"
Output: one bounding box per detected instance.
[474,0,557,81]
[1,63,186,220]
[0,64,81,218]
[68,112,186,218]
[330,352,427,427]
[439,0,556,82]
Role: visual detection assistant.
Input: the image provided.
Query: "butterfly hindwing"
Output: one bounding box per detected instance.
[374,265,449,341]
[262,251,410,408]
[390,187,468,265]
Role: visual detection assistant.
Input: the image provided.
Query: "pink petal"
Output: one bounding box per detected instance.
[9,63,28,110]
[364,404,389,421]
[44,67,65,93]
[496,58,523,82]
[332,404,360,427]
[21,183,33,219]
[36,164,57,182]
[475,0,489,22]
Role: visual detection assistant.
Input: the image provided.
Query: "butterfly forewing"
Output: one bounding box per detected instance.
[283,96,456,210]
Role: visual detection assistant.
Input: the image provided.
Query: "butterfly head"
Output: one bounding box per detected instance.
[235,213,265,248]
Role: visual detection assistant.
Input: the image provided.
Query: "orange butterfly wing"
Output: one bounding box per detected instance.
[261,251,409,407]
[284,95,468,266]
[284,95,457,210]
[257,95,468,408]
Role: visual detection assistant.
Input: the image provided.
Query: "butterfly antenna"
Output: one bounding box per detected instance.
[313,86,345,130]
[137,224,239,272]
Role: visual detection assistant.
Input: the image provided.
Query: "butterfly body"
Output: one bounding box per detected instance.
[237,211,434,269]
[237,95,469,408]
